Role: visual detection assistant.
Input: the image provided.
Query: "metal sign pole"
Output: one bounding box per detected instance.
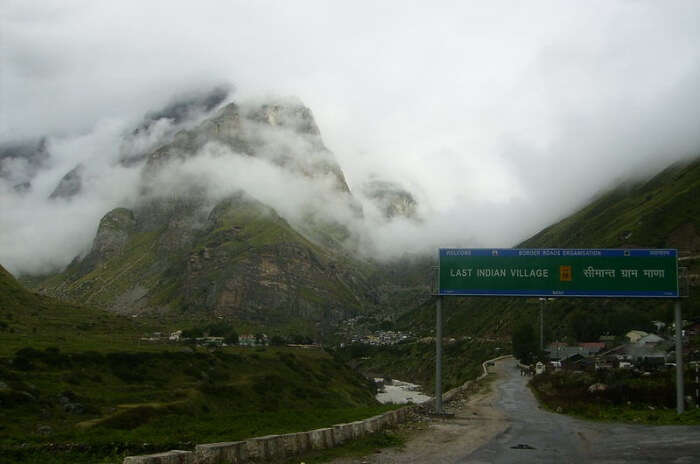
[435,296,443,414]
[539,298,544,353]
[675,299,684,414]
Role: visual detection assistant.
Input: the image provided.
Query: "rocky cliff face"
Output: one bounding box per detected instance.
[361,179,419,220]
[142,99,352,194]
[35,98,379,329]
[0,137,49,193]
[49,164,85,199]
[41,191,375,325]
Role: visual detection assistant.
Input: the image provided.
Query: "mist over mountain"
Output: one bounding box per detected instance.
[0,137,49,192]
[3,1,700,278]
[0,86,437,278]
[10,96,418,325]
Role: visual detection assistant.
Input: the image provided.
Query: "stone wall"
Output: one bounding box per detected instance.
[123,408,410,463]
[123,354,513,463]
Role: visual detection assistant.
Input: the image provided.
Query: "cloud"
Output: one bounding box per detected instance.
[2,1,700,274]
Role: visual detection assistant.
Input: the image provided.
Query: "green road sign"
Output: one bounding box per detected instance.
[438,248,678,298]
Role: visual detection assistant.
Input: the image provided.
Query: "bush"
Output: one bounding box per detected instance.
[252,374,284,396]
[270,335,286,346]
[12,356,33,371]
[99,406,158,430]
[182,327,204,339]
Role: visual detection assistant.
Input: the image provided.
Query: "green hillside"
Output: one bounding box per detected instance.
[0,264,390,464]
[0,263,153,354]
[396,156,700,343]
[33,192,377,336]
[521,157,700,250]
[28,99,382,336]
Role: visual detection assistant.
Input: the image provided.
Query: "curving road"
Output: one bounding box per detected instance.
[462,359,700,464]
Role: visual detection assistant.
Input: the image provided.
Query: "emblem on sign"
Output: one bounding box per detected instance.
[559,265,572,282]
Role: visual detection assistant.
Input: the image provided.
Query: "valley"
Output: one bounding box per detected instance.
[0,42,699,462]
[2,151,700,462]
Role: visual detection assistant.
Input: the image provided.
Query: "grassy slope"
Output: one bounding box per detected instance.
[521,158,700,249]
[0,266,391,463]
[397,157,700,341]
[0,264,152,354]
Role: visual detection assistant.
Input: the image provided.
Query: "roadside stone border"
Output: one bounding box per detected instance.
[123,408,410,463]
[123,355,513,463]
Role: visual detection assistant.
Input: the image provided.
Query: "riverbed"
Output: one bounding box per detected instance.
[375,379,431,404]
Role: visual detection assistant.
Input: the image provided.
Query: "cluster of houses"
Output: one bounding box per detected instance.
[350,330,413,346]
[545,320,700,371]
[140,331,270,347]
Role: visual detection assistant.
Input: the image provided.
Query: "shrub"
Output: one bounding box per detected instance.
[270,335,286,346]
[99,406,158,430]
[12,356,33,371]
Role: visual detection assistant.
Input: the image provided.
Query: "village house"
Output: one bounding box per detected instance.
[546,341,605,364]
[238,334,257,346]
[686,319,700,337]
[196,336,224,346]
[636,333,665,346]
[652,320,666,332]
[238,334,268,346]
[546,336,675,371]
[626,330,648,343]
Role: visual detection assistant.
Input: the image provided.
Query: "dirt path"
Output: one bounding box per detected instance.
[329,364,510,464]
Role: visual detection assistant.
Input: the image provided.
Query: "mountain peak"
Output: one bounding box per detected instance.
[246,100,320,136]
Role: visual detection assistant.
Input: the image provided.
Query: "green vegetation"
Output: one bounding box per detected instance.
[397,157,700,343]
[530,368,700,425]
[0,264,154,355]
[30,192,378,334]
[511,322,538,364]
[181,321,238,344]
[0,346,393,463]
[335,338,505,394]
[522,158,700,251]
[0,266,394,464]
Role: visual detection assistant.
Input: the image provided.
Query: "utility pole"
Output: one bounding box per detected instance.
[675,300,684,414]
[695,361,698,409]
[435,296,443,414]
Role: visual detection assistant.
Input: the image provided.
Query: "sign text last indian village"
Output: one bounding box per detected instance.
[438,249,678,298]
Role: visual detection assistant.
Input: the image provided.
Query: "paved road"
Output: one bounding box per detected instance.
[462,359,700,464]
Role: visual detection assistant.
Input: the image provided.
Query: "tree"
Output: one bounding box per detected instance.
[270,335,286,346]
[606,307,653,335]
[291,334,313,344]
[206,322,232,337]
[182,327,204,339]
[566,309,604,341]
[224,331,239,345]
[512,322,537,364]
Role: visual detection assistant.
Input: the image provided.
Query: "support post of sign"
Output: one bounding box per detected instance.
[435,296,443,414]
[675,300,684,414]
[539,298,544,353]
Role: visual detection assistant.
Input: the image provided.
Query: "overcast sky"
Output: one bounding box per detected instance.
[2,1,700,274]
